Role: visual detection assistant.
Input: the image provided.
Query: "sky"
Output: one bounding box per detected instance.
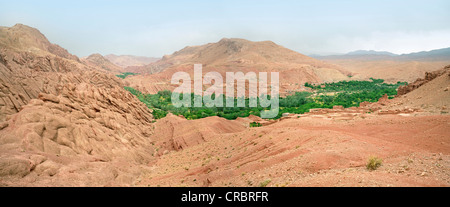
[1,0,450,57]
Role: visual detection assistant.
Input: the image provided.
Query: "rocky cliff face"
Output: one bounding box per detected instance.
[397,65,450,96]
[0,48,125,121]
[0,24,79,61]
[0,83,155,175]
[0,24,156,186]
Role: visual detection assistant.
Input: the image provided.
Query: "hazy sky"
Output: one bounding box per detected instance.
[1,0,449,57]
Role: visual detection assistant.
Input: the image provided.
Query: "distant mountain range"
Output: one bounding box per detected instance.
[105,54,160,68]
[345,50,398,56]
[123,38,351,94]
[397,47,450,61]
[312,47,450,61]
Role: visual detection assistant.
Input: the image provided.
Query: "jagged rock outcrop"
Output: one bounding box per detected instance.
[397,65,450,95]
[0,24,130,121]
[0,24,79,61]
[0,24,156,186]
[0,48,124,121]
[0,82,154,161]
[382,65,450,113]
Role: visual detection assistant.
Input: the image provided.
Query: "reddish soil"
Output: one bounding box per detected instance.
[0,24,449,187]
[137,114,450,187]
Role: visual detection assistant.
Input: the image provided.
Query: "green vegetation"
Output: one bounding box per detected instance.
[249,122,262,127]
[124,86,268,120]
[152,109,168,119]
[305,78,406,96]
[259,179,271,187]
[116,72,138,79]
[366,156,383,171]
[125,78,407,120]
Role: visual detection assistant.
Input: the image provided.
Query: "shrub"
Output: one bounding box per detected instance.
[152,109,168,119]
[366,156,382,171]
[259,179,271,187]
[124,78,407,121]
[116,72,138,79]
[249,122,262,127]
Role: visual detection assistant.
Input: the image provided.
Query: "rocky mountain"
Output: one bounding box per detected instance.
[0,24,125,120]
[397,65,450,96]
[0,24,79,61]
[314,47,450,83]
[311,50,398,60]
[0,24,157,186]
[0,24,449,187]
[346,50,398,56]
[82,53,124,73]
[105,54,159,68]
[384,65,450,113]
[315,47,450,61]
[398,47,450,61]
[124,38,351,95]
[133,38,348,75]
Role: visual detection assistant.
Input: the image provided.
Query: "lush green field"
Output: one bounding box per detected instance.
[116,72,138,79]
[304,78,406,93]
[125,79,407,120]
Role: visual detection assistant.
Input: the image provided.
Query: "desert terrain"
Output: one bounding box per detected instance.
[0,24,448,187]
[104,54,159,68]
[315,48,450,83]
[123,38,351,95]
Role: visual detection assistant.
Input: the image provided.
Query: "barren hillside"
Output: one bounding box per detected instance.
[105,54,159,68]
[322,59,450,83]
[383,65,450,113]
[0,24,157,186]
[316,48,450,83]
[0,24,448,187]
[125,38,351,95]
[143,115,449,187]
[81,53,124,73]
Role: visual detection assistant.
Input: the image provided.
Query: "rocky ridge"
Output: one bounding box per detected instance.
[0,24,156,186]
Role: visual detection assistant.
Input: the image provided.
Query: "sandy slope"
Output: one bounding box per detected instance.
[138,114,449,187]
[385,66,450,114]
[0,24,449,187]
[105,54,159,68]
[135,67,450,187]
[321,59,450,83]
[124,38,351,95]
